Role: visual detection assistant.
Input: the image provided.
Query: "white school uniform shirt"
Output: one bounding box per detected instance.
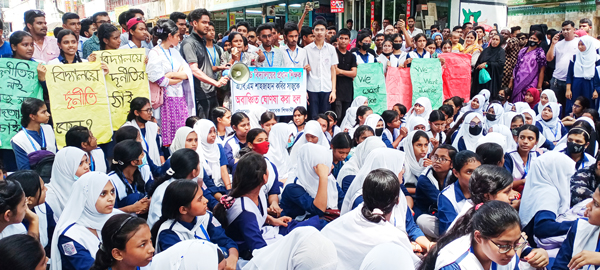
[10,124,57,154]
[108,171,152,203]
[280,45,308,68]
[572,218,600,262]
[305,42,339,93]
[506,150,539,180]
[435,235,522,270]
[256,45,284,67]
[0,223,26,240]
[150,239,220,270]
[122,120,162,166]
[155,215,212,253]
[321,207,420,270]
[35,203,51,247]
[441,181,470,215]
[408,50,431,59]
[47,58,88,65]
[226,192,282,245]
[119,40,151,54]
[353,51,378,64]
[389,52,408,67]
[147,179,175,228]
[89,148,107,173]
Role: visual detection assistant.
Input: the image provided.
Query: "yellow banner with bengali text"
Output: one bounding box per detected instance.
[93,48,150,130]
[46,61,113,148]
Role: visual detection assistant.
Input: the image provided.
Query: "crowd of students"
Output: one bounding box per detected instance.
[3,6,600,270]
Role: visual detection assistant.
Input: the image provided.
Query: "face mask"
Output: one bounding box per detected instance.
[375,128,384,136]
[383,52,392,56]
[527,40,538,47]
[137,155,148,169]
[567,141,586,154]
[511,128,519,136]
[486,114,496,121]
[393,43,402,50]
[361,43,370,51]
[136,115,148,124]
[469,125,482,136]
[253,141,270,155]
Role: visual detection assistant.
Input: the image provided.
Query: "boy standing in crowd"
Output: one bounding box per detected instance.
[334,29,357,121]
[305,20,338,119]
[25,10,59,63]
[256,24,283,68]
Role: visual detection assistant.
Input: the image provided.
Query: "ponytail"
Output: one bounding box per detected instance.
[90,214,147,270]
[148,149,199,197]
[361,169,399,223]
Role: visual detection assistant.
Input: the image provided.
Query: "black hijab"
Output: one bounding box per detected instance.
[477,34,505,65]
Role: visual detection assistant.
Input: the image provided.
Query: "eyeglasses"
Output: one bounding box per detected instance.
[573,104,582,109]
[139,108,153,114]
[490,236,528,254]
[432,155,450,163]
[469,122,482,128]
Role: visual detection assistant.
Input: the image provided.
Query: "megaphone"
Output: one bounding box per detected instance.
[222,62,250,84]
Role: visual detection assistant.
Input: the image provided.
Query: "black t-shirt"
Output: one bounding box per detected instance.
[180,31,216,100]
[336,48,358,102]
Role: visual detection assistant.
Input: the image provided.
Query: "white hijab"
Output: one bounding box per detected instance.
[514,102,530,113]
[242,227,338,270]
[488,124,515,152]
[408,116,428,132]
[574,36,600,80]
[461,95,485,115]
[336,137,387,186]
[502,111,520,128]
[519,151,576,227]
[342,148,406,215]
[249,105,269,130]
[265,123,292,180]
[452,113,484,151]
[50,172,115,270]
[403,130,428,181]
[538,102,563,142]
[521,108,537,126]
[194,119,221,182]
[289,120,329,163]
[45,146,87,219]
[340,96,369,131]
[364,114,383,136]
[484,103,504,130]
[169,126,195,153]
[292,143,338,209]
[359,242,416,270]
[150,239,220,270]
[406,97,433,122]
[538,89,557,114]
[479,89,491,109]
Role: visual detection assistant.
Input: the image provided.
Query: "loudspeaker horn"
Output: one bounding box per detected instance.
[223,62,250,85]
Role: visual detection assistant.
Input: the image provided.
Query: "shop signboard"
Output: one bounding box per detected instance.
[331,0,344,13]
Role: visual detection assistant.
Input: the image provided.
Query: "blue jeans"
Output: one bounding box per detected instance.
[307,91,331,120]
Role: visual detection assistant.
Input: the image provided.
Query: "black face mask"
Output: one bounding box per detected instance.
[486,114,496,121]
[567,141,586,154]
[527,40,539,47]
[136,115,148,124]
[511,128,519,136]
[375,128,384,136]
[361,43,371,51]
[393,43,402,50]
[469,125,483,136]
[383,52,393,56]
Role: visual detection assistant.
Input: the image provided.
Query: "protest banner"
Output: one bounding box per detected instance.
[410,58,444,109]
[46,62,113,148]
[353,62,386,114]
[386,67,412,109]
[438,53,472,101]
[0,59,42,149]
[231,67,307,116]
[95,48,149,130]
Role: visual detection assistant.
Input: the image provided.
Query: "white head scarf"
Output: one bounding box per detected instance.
[514,102,530,113]
[50,172,115,270]
[242,227,338,270]
[364,114,384,136]
[540,89,557,105]
[461,95,485,115]
[289,120,329,161]
[45,146,87,218]
[336,137,387,186]
[489,124,516,152]
[265,123,291,180]
[502,111,520,128]
[359,242,416,270]
[340,96,369,131]
[521,108,537,126]
[574,36,600,80]
[452,113,484,151]
[407,97,433,122]
[169,126,195,153]
[403,130,429,181]
[538,102,562,142]
[479,89,491,108]
[293,144,338,209]
[194,119,221,182]
[484,103,504,130]
[249,105,269,130]
[150,239,220,270]
[408,116,428,131]
[519,151,576,226]
[342,148,406,215]
[476,133,507,153]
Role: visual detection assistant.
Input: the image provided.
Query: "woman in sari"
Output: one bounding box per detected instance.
[462,31,483,67]
[471,34,505,98]
[510,31,547,103]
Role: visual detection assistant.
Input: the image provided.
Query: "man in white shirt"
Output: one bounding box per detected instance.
[256,24,284,67]
[406,17,423,37]
[547,20,579,115]
[281,23,310,70]
[305,20,339,119]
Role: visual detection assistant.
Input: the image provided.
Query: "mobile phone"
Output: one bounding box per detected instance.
[305,2,313,11]
[313,1,320,9]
